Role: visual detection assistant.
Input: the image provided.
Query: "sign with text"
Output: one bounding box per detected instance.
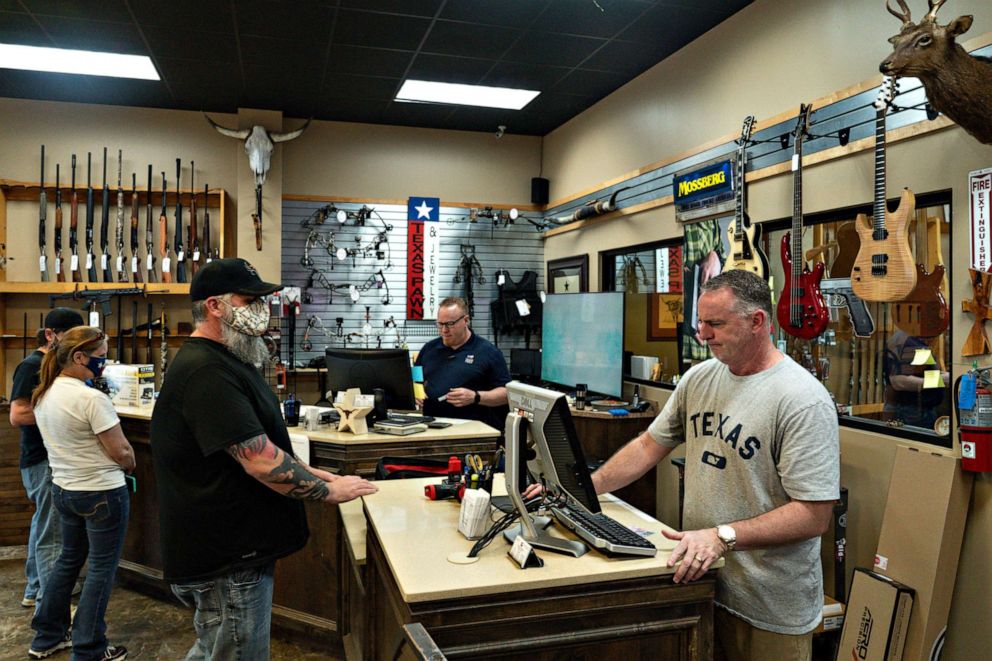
[970,168,992,270]
[406,221,441,319]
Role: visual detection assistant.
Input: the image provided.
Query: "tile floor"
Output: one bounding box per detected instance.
[0,548,343,660]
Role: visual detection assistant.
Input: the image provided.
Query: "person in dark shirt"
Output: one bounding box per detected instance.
[150,259,377,660]
[9,308,84,610]
[415,296,511,431]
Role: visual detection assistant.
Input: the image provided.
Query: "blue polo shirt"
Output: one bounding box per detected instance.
[416,332,511,431]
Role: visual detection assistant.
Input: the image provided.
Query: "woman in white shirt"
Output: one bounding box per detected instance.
[28,326,133,661]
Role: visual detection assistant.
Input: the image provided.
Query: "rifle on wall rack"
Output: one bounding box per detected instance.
[48,286,143,318]
[85,152,97,282]
[54,162,64,282]
[159,172,171,283]
[189,161,200,277]
[115,150,128,282]
[145,165,156,282]
[70,154,82,283]
[202,183,212,262]
[100,147,113,282]
[130,172,141,283]
[39,145,48,281]
[174,159,186,283]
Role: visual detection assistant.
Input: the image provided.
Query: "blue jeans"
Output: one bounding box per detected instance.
[31,485,130,661]
[21,460,61,604]
[172,563,275,661]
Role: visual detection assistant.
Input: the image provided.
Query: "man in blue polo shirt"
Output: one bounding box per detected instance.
[416,297,510,431]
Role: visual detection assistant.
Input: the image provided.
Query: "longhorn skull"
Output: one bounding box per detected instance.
[205,114,312,249]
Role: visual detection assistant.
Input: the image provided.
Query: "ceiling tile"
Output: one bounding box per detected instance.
[235,0,335,42]
[239,35,326,69]
[618,3,723,44]
[480,61,569,90]
[440,0,550,29]
[333,9,431,51]
[381,101,455,130]
[406,53,493,84]
[314,96,389,124]
[21,0,133,22]
[420,20,518,58]
[529,0,651,38]
[443,105,522,133]
[551,69,628,98]
[156,56,242,110]
[326,44,412,77]
[35,16,145,54]
[321,73,399,101]
[82,75,174,109]
[581,39,674,76]
[339,0,444,18]
[128,0,233,32]
[504,31,604,68]
[0,10,49,46]
[145,27,238,62]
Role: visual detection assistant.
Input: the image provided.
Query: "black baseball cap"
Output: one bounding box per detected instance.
[190,258,284,302]
[44,307,85,332]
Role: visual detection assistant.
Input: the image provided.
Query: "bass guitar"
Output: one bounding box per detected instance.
[851,77,917,302]
[723,115,769,279]
[777,104,829,340]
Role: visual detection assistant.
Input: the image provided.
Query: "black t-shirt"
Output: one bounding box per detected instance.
[150,338,309,583]
[12,351,46,469]
[415,332,511,430]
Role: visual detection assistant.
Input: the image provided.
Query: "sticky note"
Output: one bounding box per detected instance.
[911,349,935,366]
[923,370,944,389]
[411,365,424,382]
[413,383,426,400]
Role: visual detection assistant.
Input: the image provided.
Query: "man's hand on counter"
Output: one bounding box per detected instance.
[327,475,378,504]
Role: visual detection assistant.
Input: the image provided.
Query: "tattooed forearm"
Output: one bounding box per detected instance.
[227,433,330,501]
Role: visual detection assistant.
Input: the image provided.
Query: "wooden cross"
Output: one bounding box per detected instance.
[961,268,992,356]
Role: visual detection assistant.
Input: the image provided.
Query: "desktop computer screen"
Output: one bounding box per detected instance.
[510,348,542,383]
[325,348,416,411]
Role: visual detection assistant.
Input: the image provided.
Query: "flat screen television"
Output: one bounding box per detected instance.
[541,292,624,399]
[324,348,416,411]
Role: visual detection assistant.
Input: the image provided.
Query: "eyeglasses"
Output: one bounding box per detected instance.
[436,315,467,329]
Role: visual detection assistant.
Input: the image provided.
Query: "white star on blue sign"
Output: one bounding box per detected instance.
[407,197,440,222]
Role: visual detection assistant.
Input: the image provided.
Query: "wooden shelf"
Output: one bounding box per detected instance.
[0,282,189,294]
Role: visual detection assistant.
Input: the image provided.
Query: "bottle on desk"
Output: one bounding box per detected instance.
[631,385,641,408]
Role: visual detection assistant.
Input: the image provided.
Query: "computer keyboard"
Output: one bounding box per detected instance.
[551,506,657,557]
[385,414,435,425]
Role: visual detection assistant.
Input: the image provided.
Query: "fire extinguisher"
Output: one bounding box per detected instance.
[953,373,992,472]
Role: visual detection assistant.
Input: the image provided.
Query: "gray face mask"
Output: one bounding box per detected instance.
[220,298,269,337]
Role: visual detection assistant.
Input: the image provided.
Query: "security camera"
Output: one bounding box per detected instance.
[495,125,506,139]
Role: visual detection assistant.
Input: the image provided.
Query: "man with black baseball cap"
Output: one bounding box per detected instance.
[10,307,84,610]
[151,258,376,659]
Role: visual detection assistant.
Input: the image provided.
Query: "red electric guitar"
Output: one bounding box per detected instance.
[777,104,829,339]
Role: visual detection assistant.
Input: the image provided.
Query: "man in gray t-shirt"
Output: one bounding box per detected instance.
[591,270,839,661]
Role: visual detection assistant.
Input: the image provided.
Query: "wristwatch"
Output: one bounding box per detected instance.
[717,524,737,551]
[473,391,481,405]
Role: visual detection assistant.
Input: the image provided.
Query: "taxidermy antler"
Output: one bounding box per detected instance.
[205,114,311,249]
[879,0,992,144]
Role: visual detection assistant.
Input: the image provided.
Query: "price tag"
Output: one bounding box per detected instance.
[791,154,800,171]
[177,250,185,261]
[85,254,93,269]
[508,536,543,569]
[131,256,139,274]
[55,259,61,275]
[146,254,153,270]
[162,257,171,273]
[89,309,100,327]
[101,254,109,269]
[71,254,79,271]
[39,255,47,272]
[116,256,124,272]
[192,249,200,261]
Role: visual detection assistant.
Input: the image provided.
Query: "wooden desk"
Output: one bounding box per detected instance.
[571,406,659,516]
[360,477,719,660]
[114,407,500,646]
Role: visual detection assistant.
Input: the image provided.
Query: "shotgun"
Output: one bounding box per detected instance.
[203,183,212,263]
[189,161,199,277]
[99,147,112,282]
[131,300,138,365]
[174,159,186,283]
[115,149,127,282]
[86,152,97,282]
[147,302,153,365]
[54,162,64,282]
[70,154,82,283]
[39,145,48,281]
[131,172,141,283]
[159,172,171,283]
[145,164,156,282]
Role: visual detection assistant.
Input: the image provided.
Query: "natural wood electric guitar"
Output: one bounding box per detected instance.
[777,104,829,339]
[851,77,917,302]
[723,115,769,279]
[892,210,949,338]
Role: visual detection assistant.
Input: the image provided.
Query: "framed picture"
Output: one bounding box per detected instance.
[547,255,589,294]
[648,293,683,339]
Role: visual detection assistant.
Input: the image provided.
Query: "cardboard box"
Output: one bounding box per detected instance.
[813,594,845,634]
[103,363,155,407]
[838,568,914,661]
[872,445,973,661]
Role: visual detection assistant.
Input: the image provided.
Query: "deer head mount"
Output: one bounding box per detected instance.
[879,0,992,144]
[205,114,311,249]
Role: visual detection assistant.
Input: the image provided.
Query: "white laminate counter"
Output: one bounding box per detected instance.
[361,476,722,604]
[305,418,499,446]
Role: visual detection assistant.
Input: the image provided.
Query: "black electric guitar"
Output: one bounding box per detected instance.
[723,115,769,279]
[777,104,829,340]
[851,76,917,302]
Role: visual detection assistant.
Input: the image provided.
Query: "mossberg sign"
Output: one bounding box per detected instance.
[673,161,733,205]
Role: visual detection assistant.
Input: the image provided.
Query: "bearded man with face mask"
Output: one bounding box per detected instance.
[150,258,376,660]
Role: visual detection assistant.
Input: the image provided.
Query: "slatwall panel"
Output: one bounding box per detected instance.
[281,200,545,368]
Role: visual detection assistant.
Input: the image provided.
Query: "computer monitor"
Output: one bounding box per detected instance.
[510,348,542,383]
[324,348,416,411]
[503,380,599,557]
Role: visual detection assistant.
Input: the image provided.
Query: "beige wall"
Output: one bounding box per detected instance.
[546,1,992,658]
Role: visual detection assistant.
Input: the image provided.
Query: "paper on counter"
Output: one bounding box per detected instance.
[923,370,945,389]
[911,349,936,366]
[289,433,310,464]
